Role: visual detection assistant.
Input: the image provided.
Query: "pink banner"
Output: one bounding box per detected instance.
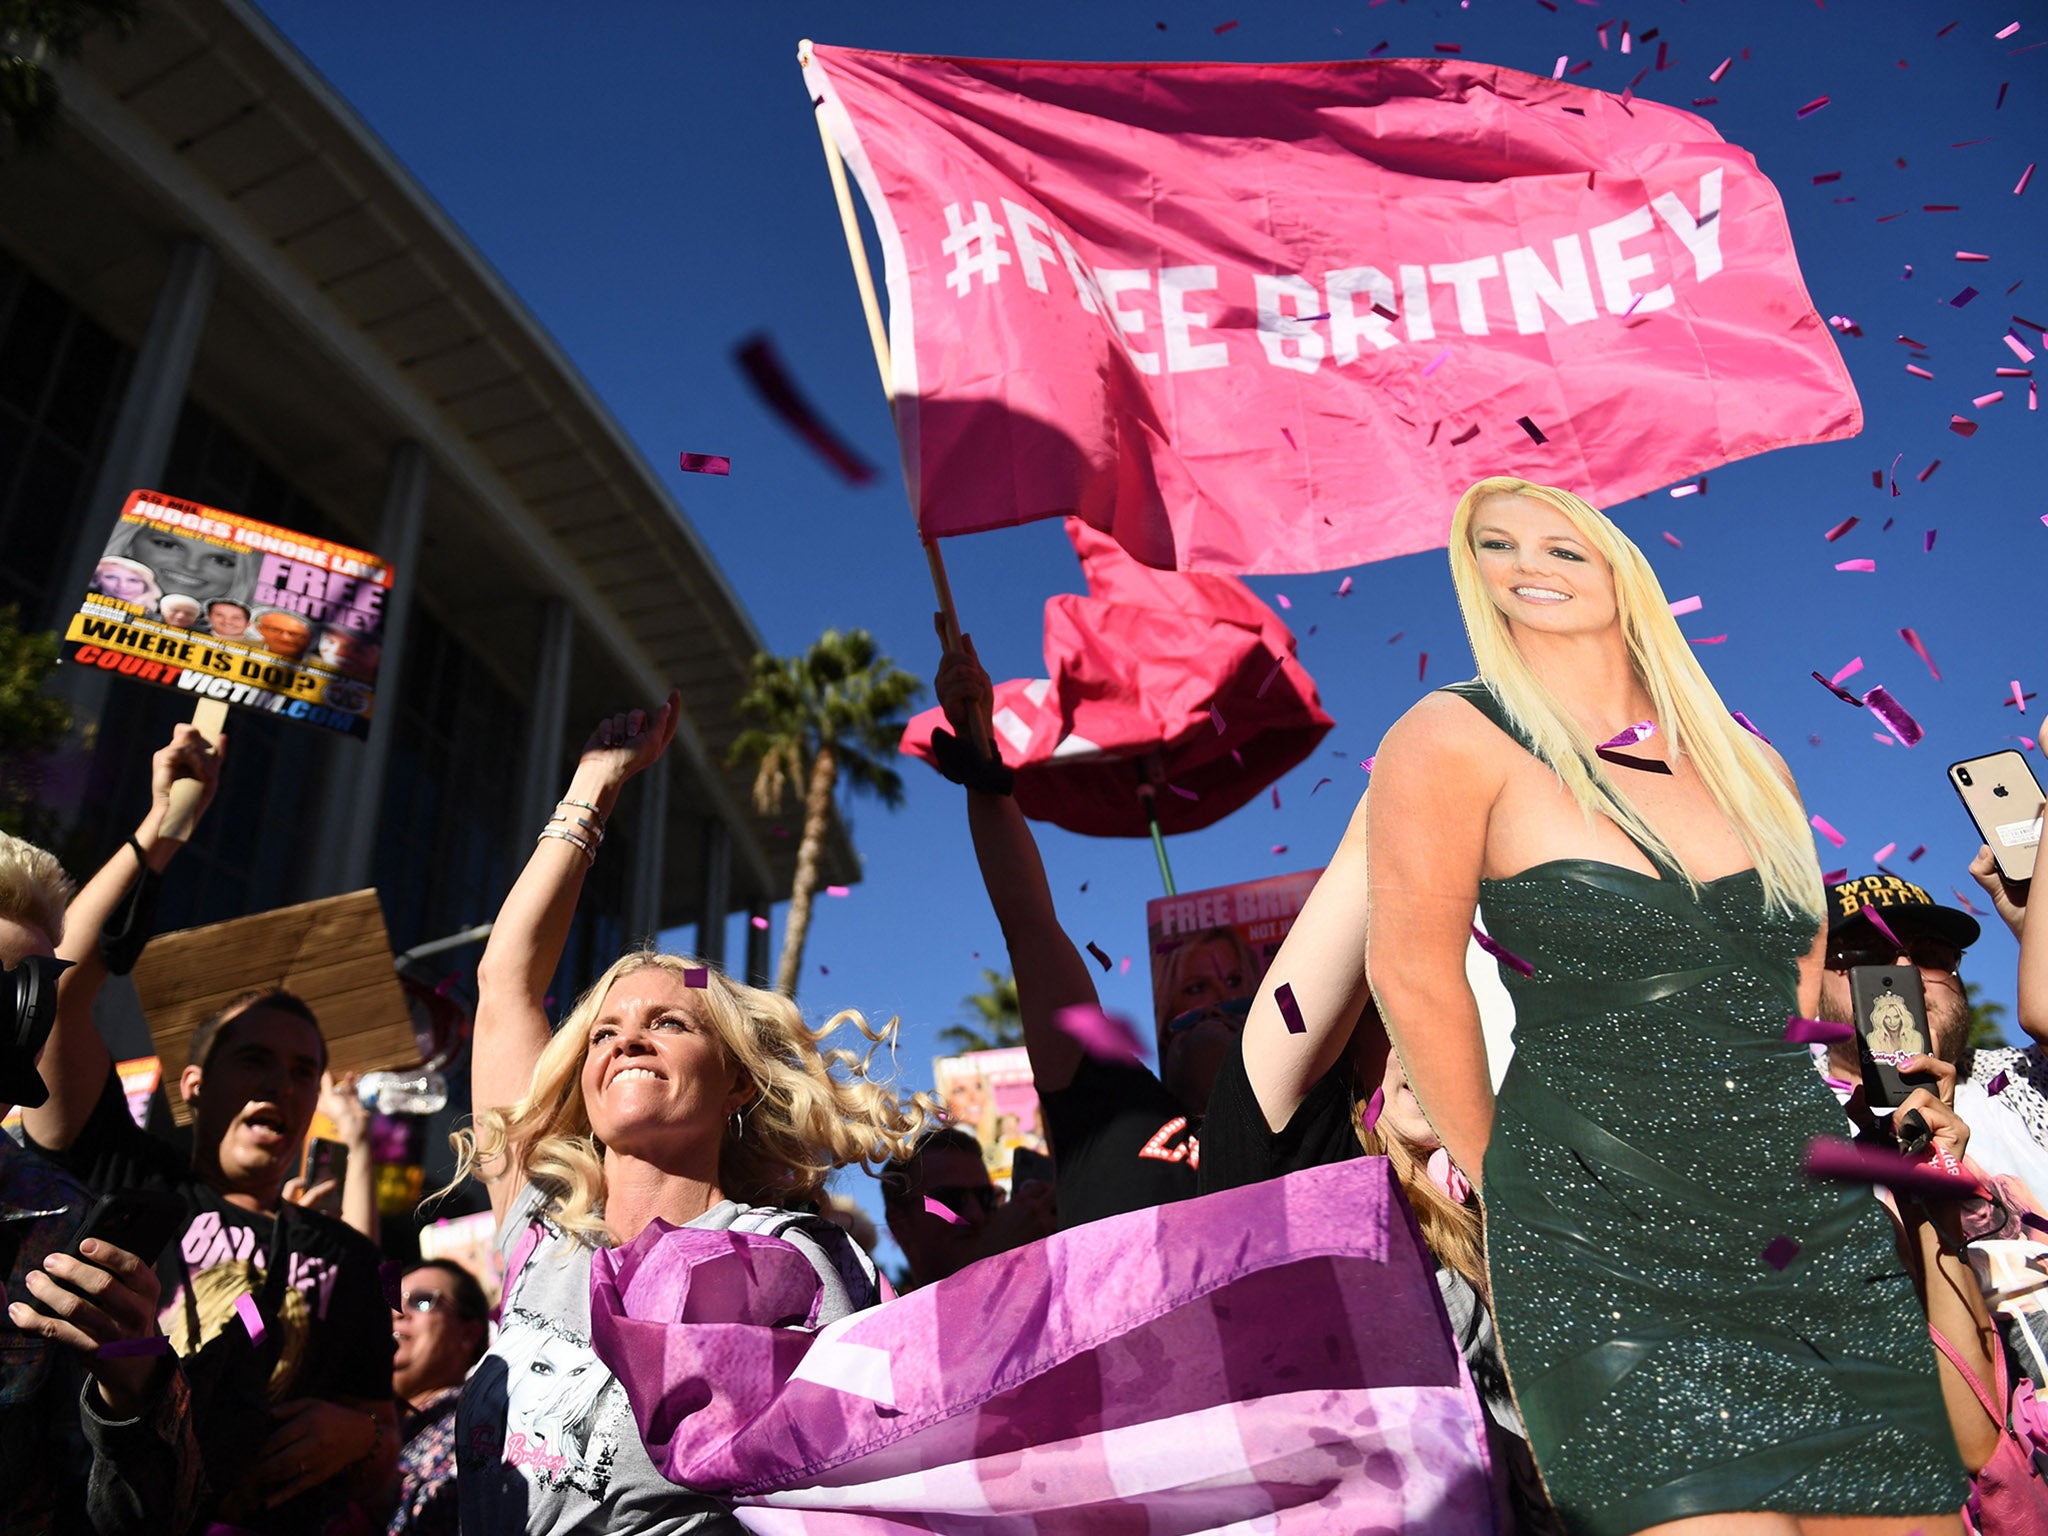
[804,46,1860,575]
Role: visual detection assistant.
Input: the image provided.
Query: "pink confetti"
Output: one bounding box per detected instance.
[1271,843,1288,855]
[1835,559,1876,573]
[1668,482,1701,498]
[1210,705,1227,734]
[1873,841,1898,863]
[1598,720,1658,750]
[1662,531,1683,547]
[1553,55,1569,78]
[1336,576,1353,597]
[1796,96,1830,119]
[1957,251,1991,262]
[1952,887,1987,916]
[1275,593,1291,610]
[1167,784,1199,800]
[1709,57,1731,83]
[2014,680,2029,713]
[1213,18,1239,34]
[1471,926,1534,978]
[1668,595,1703,616]
[1899,628,1942,680]
[1951,415,1979,437]
[1872,733,1897,746]
[1906,364,1935,379]
[1823,516,1860,541]
[2006,333,2037,361]
[1255,655,1287,698]
[1997,367,2032,377]
[1804,1136,1980,1202]
[922,1196,967,1226]
[1423,347,1451,376]
[683,967,709,988]
[1918,460,1942,482]
[234,1293,266,1346]
[1054,1002,1145,1062]
[1362,1086,1386,1133]
[825,885,851,897]
[1360,756,1376,772]
[1811,814,1847,848]
[1275,982,1308,1035]
[1120,955,1132,974]
[679,452,732,476]
[1996,21,2020,38]
[1830,657,1864,687]
[1822,868,1848,884]
[1271,786,1281,809]
[1973,391,2005,408]
[2018,163,2037,195]
[750,914,770,930]
[1732,711,1771,743]
[1864,686,1924,746]
[1785,1015,1855,1044]
[1690,635,1728,645]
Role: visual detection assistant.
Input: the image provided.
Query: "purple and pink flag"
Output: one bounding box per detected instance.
[802,45,1859,575]
[589,1157,1498,1532]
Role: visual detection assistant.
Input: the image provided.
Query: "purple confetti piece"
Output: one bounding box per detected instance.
[1085,941,1113,972]
[1823,516,1860,541]
[1952,285,1980,308]
[1359,756,1376,772]
[1804,1136,1979,1201]
[1731,711,1772,744]
[1275,983,1308,1035]
[1812,672,1867,707]
[1597,721,1658,751]
[379,1259,404,1312]
[1822,868,1848,884]
[922,1196,967,1226]
[1311,777,1332,794]
[1471,926,1534,978]
[1596,748,1672,774]
[1785,1016,1855,1045]
[95,1335,172,1359]
[1517,416,1547,445]
[1280,426,1298,450]
[1761,1235,1802,1270]
[1423,347,1451,376]
[1054,1002,1145,1063]
[1987,1070,2012,1096]
[1255,657,1286,698]
[1859,903,1909,954]
[235,1292,266,1346]
[1796,95,1830,118]
[1167,784,1199,801]
[1270,843,1289,855]
[1899,629,1942,681]
[679,452,731,476]
[682,967,709,988]
[1863,686,1925,746]
[1210,705,1227,735]
[1362,1086,1386,1133]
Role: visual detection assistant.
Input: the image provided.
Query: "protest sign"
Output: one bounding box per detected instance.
[805,47,1859,575]
[65,489,392,740]
[1147,868,1322,1045]
[420,1209,508,1308]
[931,1045,1048,1191]
[131,889,416,1126]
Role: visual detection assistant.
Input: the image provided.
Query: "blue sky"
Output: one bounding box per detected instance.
[253,0,2046,1250]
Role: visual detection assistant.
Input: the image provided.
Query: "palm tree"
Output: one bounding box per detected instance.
[1964,978,2011,1051]
[938,969,1023,1055]
[728,628,922,998]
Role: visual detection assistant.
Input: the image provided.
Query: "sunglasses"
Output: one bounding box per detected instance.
[396,1290,452,1315]
[925,1184,1002,1219]
[1828,939,1964,975]
[1166,995,1255,1035]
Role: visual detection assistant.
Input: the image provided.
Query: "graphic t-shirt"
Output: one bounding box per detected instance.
[458,1181,877,1536]
[1037,1055,1201,1230]
[27,1068,393,1532]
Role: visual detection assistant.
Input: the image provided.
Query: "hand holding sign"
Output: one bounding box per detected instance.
[149,716,227,845]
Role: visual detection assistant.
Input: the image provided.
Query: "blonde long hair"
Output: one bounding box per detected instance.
[1353,1110,1488,1300]
[1447,476,1823,919]
[450,953,935,1246]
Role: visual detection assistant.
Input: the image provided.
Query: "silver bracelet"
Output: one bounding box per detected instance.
[537,826,596,863]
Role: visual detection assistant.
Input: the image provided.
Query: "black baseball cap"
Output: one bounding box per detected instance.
[1825,874,1981,951]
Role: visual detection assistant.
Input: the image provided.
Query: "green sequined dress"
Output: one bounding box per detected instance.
[1444,682,1966,1535]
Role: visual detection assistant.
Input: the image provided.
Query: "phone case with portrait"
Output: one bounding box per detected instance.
[1849,964,1937,1111]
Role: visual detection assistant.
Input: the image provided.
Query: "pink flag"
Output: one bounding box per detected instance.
[806,46,1860,574]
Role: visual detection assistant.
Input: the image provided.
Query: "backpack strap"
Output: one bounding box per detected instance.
[1929,1321,2010,1430]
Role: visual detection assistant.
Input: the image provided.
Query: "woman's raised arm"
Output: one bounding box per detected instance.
[1363,695,1501,1188]
[471,693,678,1220]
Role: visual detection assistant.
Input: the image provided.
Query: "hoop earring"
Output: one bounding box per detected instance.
[729,1102,749,1141]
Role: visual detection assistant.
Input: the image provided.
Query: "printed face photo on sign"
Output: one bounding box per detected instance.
[114,522,252,606]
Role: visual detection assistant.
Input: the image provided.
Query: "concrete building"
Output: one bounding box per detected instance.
[0,0,851,993]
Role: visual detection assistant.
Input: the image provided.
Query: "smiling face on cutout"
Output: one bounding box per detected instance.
[1470,494,1619,641]
[127,528,246,606]
[578,966,746,1166]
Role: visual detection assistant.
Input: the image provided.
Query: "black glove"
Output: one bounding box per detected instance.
[929,727,1015,796]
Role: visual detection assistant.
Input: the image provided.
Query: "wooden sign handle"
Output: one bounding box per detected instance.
[159,697,228,842]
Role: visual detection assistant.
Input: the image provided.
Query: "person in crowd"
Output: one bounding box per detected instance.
[387,1259,489,1536]
[879,1126,1006,1290]
[157,593,203,630]
[91,555,161,608]
[205,599,251,639]
[1151,923,1259,1057]
[451,693,928,1534]
[932,632,1210,1230]
[1970,842,2048,1049]
[1818,874,2048,1203]
[0,835,205,1536]
[20,724,399,1534]
[1356,476,1969,1531]
[254,609,313,660]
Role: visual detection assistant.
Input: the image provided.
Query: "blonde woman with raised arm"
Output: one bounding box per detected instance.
[451,695,930,1536]
[1268,478,1974,1535]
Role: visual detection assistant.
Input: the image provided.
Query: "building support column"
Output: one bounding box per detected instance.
[696,816,731,969]
[317,441,429,893]
[513,599,575,854]
[626,758,670,949]
[745,900,772,989]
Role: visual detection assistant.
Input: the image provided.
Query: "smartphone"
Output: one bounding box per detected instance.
[1949,749,2044,886]
[302,1137,349,1208]
[1850,964,1939,1111]
[8,1188,188,1317]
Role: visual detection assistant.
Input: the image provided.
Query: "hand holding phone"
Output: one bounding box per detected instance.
[1951,750,2044,887]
